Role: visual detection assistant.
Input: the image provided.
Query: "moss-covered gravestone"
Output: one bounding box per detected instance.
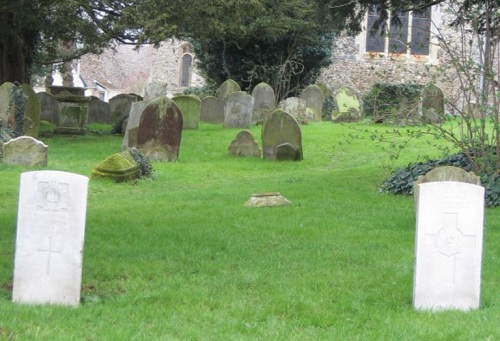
[37,91,59,124]
[422,84,445,124]
[91,151,140,182]
[333,85,362,122]
[136,96,183,161]
[261,109,303,161]
[109,94,140,124]
[217,79,241,102]
[172,95,201,129]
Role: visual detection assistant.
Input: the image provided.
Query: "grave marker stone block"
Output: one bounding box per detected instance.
[37,91,59,124]
[413,181,484,311]
[278,97,308,122]
[173,95,201,129]
[261,109,303,161]
[217,79,241,102]
[228,130,261,157]
[333,86,362,122]
[251,82,276,123]
[12,171,89,306]
[55,95,90,135]
[87,98,111,124]
[300,84,324,121]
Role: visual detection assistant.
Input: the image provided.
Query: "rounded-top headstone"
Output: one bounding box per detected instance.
[217,79,241,102]
[300,84,324,121]
[172,95,201,130]
[261,109,303,161]
[251,82,276,123]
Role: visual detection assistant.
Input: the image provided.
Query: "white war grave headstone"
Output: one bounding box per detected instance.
[413,180,484,311]
[12,171,89,306]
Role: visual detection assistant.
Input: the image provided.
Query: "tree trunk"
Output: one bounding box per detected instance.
[0,10,36,84]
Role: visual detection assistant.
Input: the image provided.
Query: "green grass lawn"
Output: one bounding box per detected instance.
[1,122,500,340]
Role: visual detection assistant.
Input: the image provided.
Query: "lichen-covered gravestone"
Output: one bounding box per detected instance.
[223,91,254,129]
[251,82,276,123]
[413,181,484,311]
[3,136,48,167]
[300,84,324,121]
[143,82,167,100]
[0,82,41,138]
[333,85,362,122]
[278,97,308,123]
[200,96,224,124]
[261,109,303,161]
[172,95,201,129]
[228,130,261,157]
[136,96,183,161]
[12,171,88,306]
[54,94,90,135]
[217,79,241,102]
[91,150,140,182]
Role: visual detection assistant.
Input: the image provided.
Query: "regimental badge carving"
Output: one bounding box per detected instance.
[36,181,69,211]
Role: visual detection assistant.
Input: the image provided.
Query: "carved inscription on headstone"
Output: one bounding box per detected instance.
[12,171,88,306]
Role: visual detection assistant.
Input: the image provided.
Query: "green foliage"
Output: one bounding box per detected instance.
[182,82,218,98]
[363,83,423,123]
[128,147,154,178]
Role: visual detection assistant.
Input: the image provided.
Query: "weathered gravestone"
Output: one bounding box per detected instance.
[223,91,254,129]
[261,109,303,161]
[54,95,90,134]
[278,97,308,123]
[12,171,88,306]
[413,166,481,204]
[143,82,167,100]
[48,86,85,96]
[413,181,484,311]
[3,136,48,167]
[121,101,151,151]
[0,82,41,138]
[300,84,324,121]
[87,98,111,124]
[173,95,201,129]
[228,130,261,157]
[109,94,139,124]
[200,96,224,124]
[244,192,291,207]
[37,91,59,124]
[251,82,276,123]
[333,85,362,122]
[217,79,241,102]
[136,96,183,161]
[422,84,445,124]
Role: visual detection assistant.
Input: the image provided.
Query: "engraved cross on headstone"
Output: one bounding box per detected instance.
[425,212,476,283]
[38,237,61,275]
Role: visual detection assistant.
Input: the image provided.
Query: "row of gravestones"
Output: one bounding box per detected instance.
[9,165,485,311]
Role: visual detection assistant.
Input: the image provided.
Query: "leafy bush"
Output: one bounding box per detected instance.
[183,82,218,98]
[128,147,154,178]
[380,151,500,207]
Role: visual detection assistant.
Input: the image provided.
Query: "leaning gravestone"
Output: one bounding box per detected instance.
[87,98,111,124]
[261,109,303,161]
[300,84,324,121]
[422,84,445,124]
[217,79,241,102]
[12,170,89,306]
[172,95,201,129]
[251,82,276,123]
[37,91,59,124]
[413,181,484,311]
[223,91,254,129]
[3,136,48,167]
[136,96,183,161]
[333,85,362,122]
[228,130,261,157]
[121,101,151,151]
[278,97,308,123]
[200,96,224,124]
